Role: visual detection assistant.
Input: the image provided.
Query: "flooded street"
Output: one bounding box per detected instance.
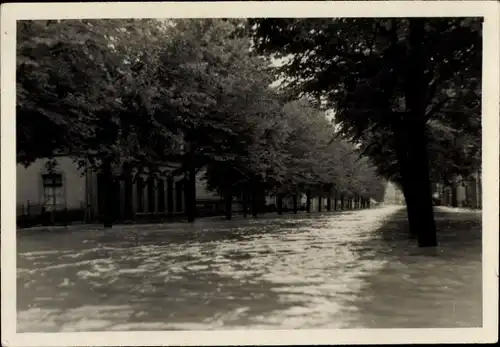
[17,206,482,332]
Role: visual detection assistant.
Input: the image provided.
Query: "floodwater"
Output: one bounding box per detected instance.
[16,205,482,332]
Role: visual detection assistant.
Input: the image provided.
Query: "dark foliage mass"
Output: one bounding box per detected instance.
[17,18,387,222]
[250,18,482,247]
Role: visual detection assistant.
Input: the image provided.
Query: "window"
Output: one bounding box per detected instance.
[42,173,65,211]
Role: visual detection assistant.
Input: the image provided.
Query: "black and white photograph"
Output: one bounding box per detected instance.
[1,1,499,346]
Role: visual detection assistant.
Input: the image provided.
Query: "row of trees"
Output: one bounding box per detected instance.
[251,18,482,247]
[17,19,386,226]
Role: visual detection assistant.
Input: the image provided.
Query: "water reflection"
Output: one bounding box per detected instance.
[17,206,482,331]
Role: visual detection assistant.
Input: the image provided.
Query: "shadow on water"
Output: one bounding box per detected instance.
[343,207,482,328]
[16,206,482,331]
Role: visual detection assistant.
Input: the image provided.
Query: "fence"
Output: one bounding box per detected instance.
[16,194,373,228]
[17,201,88,228]
[435,178,482,209]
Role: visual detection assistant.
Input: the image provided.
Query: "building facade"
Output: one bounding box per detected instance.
[17,157,90,220]
[435,172,482,209]
[16,156,225,226]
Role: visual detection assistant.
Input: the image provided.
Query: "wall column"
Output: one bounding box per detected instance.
[167,176,174,216]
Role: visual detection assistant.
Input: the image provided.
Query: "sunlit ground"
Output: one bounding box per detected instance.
[16,205,481,332]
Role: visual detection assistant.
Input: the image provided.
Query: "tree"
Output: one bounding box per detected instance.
[17,18,391,226]
[155,19,286,221]
[17,19,185,226]
[203,94,387,218]
[279,100,325,211]
[251,18,482,247]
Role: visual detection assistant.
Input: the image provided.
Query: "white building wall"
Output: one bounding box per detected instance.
[17,156,87,213]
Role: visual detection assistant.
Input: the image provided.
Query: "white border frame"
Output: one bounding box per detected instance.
[2,1,499,346]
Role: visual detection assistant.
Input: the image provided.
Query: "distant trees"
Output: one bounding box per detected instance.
[17,19,182,226]
[251,18,482,247]
[203,95,386,219]
[17,18,387,226]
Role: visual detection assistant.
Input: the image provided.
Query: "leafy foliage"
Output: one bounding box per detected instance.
[18,18,387,206]
[17,19,181,173]
[250,18,482,187]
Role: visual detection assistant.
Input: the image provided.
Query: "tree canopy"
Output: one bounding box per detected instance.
[17,18,388,216]
[251,17,482,247]
[250,18,482,186]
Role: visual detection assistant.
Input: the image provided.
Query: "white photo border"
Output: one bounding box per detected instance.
[1,1,499,346]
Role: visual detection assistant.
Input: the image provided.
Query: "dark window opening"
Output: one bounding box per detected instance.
[42,173,65,211]
[42,173,63,187]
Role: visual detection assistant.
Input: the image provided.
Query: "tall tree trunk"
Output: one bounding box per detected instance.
[242,190,248,218]
[340,195,344,210]
[464,183,469,207]
[113,179,122,221]
[404,18,437,247]
[251,183,258,217]
[405,122,437,247]
[167,176,174,217]
[326,197,331,212]
[292,195,298,214]
[451,176,458,207]
[183,178,190,220]
[393,114,420,239]
[147,177,155,217]
[183,138,197,222]
[225,188,233,220]
[306,189,311,213]
[400,176,419,238]
[277,193,283,215]
[477,170,482,209]
[184,166,196,223]
[101,159,114,228]
[190,167,197,221]
[318,196,322,212]
[394,116,424,231]
[123,162,134,221]
[157,178,166,214]
[334,195,338,211]
[468,177,477,209]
